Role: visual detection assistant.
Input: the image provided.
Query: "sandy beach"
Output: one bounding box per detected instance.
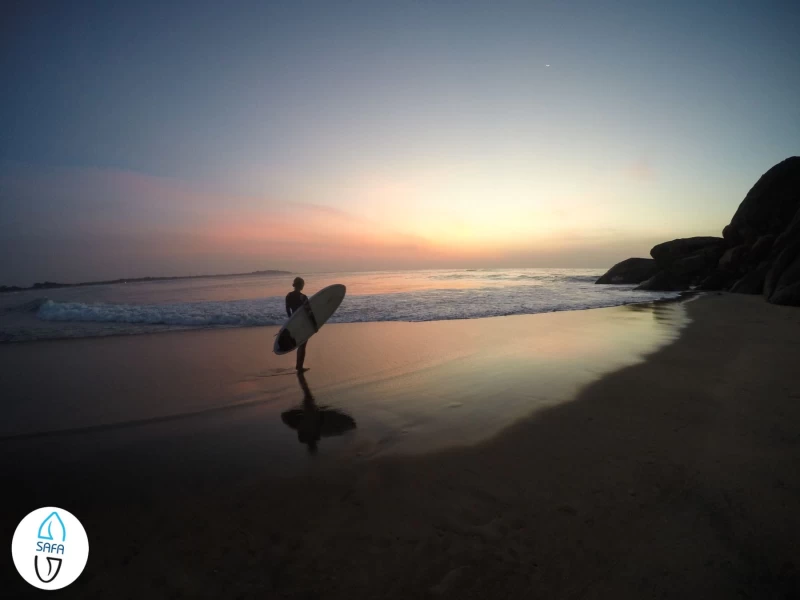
[5,1,799,596]
[3,293,800,599]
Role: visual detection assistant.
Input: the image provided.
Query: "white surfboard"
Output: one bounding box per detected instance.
[273,284,346,355]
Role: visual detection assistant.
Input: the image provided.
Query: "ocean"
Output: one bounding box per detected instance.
[0,268,679,343]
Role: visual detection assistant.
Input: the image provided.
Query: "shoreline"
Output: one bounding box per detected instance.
[3,293,799,598]
[1,290,691,345]
[0,299,687,442]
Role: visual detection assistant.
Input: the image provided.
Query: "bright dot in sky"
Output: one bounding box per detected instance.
[545,64,550,67]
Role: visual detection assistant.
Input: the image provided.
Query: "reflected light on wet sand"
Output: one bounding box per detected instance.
[0,299,689,486]
[314,300,689,457]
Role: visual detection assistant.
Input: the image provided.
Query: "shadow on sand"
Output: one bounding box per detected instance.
[281,372,357,453]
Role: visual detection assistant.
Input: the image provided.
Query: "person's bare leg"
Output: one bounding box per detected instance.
[296,343,308,371]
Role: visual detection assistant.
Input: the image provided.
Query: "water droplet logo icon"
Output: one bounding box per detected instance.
[37,511,66,542]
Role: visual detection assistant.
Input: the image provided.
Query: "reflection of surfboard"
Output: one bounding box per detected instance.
[273,284,346,355]
[281,407,356,437]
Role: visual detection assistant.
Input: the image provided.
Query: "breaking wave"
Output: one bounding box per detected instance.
[37,298,285,327]
[35,285,679,330]
[0,298,49,314]
[0,269,682,342]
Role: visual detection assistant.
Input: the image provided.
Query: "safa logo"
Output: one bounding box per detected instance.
[11,507,89,590]
[35,512,66,583]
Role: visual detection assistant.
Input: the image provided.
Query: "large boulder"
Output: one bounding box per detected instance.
[669,244,727,279]
[765,238,800,305]
[719,157,800,304]
[725,156,800,244]
[718,244,750,274]
[642,237,727,289]
[634,271,688,292]
[722,224,742,245]
[773,204,800,251]
[770,280,800,305]
[758,181,800,305]
[595,258,659,284]
[729,265,768,295]
[749,234,776,263]
[697,270,737,291]
[650,237,726,268]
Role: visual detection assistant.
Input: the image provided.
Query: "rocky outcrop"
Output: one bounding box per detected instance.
[722,224,740,245]
[765,237,800,305]
[697,270,737,291]
[597,156,800,306]
[749,234,776,263]
[726,157,800,244]
[635,237,726,291]
[729,265,768,295]
[599,237,726,292]
[668,242,726,279]
[727,157,800,305]
[634,271,689,292]
[595,258,658,284]
[650,237,726,267]
[770,278,800,305]
[718,245,749,275]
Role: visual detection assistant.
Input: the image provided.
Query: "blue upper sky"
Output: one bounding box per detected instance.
[1,0,799,284]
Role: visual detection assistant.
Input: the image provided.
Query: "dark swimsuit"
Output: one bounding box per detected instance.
[277,291,310,352]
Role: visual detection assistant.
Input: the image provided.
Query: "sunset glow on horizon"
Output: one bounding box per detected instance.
[2,1,798,286]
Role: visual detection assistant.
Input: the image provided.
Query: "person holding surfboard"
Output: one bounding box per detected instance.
[274,279,345,365]
[285,277,314,371]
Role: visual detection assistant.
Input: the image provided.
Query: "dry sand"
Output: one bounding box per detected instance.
[3,294,800,599]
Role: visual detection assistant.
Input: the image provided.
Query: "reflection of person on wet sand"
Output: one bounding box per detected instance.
[295,372,322,452]
[281,372,356,454]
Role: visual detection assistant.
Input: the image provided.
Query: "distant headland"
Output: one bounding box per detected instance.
[0,269,292,294]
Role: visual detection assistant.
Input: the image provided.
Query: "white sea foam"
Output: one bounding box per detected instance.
[37,298,285,327]
[36,285,678,327]
[0,269,681,342]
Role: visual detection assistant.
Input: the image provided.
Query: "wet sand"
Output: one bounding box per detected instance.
[3,294,800,598]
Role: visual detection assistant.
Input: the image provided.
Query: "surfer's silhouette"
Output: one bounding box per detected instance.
[285,277,310,371]
[281,372,356,454]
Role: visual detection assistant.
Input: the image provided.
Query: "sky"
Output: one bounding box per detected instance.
[1,0,799,285]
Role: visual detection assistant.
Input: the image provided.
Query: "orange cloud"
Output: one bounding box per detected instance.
[1,162,668,284]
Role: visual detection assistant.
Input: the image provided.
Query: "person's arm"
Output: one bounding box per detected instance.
[286,294,292,317]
